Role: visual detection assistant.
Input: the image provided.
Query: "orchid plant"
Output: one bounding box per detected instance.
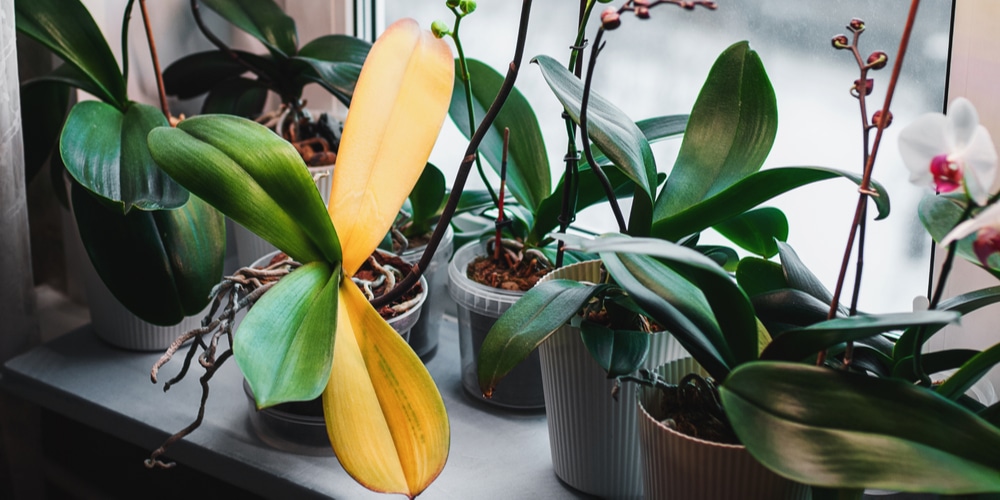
[475,1,1000,496]
[145,19,453,498]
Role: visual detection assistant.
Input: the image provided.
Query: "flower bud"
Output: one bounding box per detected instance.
[446,0,460,7]
[849,18,866,33]
[854,78,874,96]
[431,20,450,38]
[635,6,651,19]
[974,227,1000,267]
[459,0,477,14]
[867,51,888,70]
[831,34,850,50]
[601,7,621,30]
[872,110,892,128]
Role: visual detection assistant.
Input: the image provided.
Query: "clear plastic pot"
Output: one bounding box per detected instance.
[399,224,454,360]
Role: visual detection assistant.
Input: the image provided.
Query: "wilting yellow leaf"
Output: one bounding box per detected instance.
[323,280,449,497]
[328,18,455,276]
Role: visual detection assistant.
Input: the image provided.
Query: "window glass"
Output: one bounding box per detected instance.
[385,2,953,313]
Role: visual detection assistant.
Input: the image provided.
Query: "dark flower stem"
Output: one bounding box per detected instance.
[820,0,921,366]
[138,0,171,120]
[373,0,535,308]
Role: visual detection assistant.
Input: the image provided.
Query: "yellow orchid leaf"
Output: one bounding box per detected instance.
[328,18,454,276]
[323,280,449,497]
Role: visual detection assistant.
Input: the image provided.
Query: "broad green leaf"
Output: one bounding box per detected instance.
[478,280,609,395]
[449,58,550,212]
[651,167,891,241]
[752,288,834,335]
[937,343,1000,401]
[697,245,740,272]
[15,0,126,107]
[294,34,371,106]
[919,194,1000,279]
[406,163,446,236]
[20,78,70,181]
[23,63,104,106]
[163,49,275,99]
[654,42,776,219]
[777,241,840,311]
[760,311,959,362]
[201,0,298,58]
[457,190,495,213]
[894,286,1000,360]
[534,54,655,208]
[722,362,1000,493]
[563,234,759,372]
[579,322,650,377]
[714,207,788,258]
[530,165,651,245]
[201,77,269,117]
[324,280,448,497]
[736,257,788,298]
[61,101,188,211]
[329,20,454,276]
[236,261,339,407]
[72,182,224,325]
[892,349,980,381]
[148,115,338,264]
[590,115,689,166]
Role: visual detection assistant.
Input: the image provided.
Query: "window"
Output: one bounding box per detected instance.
[385,1,954,313]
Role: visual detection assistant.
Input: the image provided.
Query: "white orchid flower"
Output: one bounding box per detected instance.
[941,201,1000,266]
[899,97,998,205]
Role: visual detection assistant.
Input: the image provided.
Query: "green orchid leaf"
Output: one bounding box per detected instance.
[201,77,269,117]
[534,54,655,209]
[653,41,776,220]
[60,101,188,211]
[892,349,980,381]
[406,163,446,236]
[590,115,688,166]
[776,241,841,311]
[478,280,609,396]
[201,0,298,58]
[450,58,550,212]
[163,49,275,99]
[293,34,371,106]
[736,257,788,298]
[936,343,1000,401]
[564,234,759,372]
[760,311,959,362]
[15,0,126,107]
[579,322,651,378]
[20,78,70,181]
[714,207,788,258]
[236,262,339,408]
[894,286,1000,360]
[23,63,105,104]
[147,114,340,264]
[721,361,1000,493]
[652,166,891,241]
[751,288,834,336]
[72,181,224,325]
[919,194,1000,278]
[697,245,740,272]
[530,165,651,245]
[456,190,496,213]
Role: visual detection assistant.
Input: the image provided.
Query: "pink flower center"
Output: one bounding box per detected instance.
[974,227,1000,267]
[930,154,963,193]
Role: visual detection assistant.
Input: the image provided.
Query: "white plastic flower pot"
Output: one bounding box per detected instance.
[400,224,454,360]
[537,260,686,499]
[232,163,334,266]
[637,357,810,500]
[448,240,545,409]
[243,249,426,453]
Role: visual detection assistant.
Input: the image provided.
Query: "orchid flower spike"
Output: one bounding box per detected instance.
[899,97,998,206]
[942,201,1000,267]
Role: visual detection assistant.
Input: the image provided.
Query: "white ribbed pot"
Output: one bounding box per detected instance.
[399,224,454,360]
[637,357,810,500]
[243,250,427,454]
[537,260,686,499]
[233,164,334,266]
[448,240,544,409]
